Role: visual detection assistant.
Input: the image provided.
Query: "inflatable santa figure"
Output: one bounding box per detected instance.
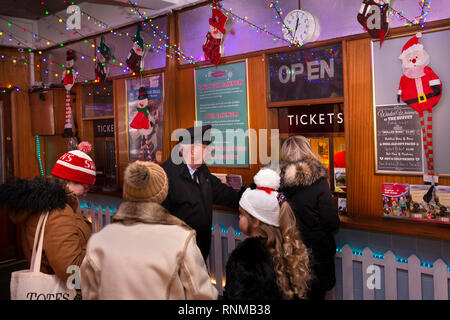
[63,50,76,137]
[397,32,442,187]
[202,7,232,66]
[130,87,154,161]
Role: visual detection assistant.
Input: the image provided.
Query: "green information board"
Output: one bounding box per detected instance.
[194,61,249,167]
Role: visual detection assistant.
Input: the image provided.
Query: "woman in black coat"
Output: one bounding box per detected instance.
[278,135,340,300]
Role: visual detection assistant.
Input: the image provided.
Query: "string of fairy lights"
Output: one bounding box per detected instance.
[0,0,436,90]
[268,0,302,46]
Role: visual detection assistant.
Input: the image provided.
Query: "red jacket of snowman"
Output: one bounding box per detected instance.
[397,33,442,114]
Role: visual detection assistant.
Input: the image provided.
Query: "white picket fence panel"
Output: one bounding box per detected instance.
[208,224,247,296]
[335,244,450,300]
[79,202,116,233]
[80,204,450,300]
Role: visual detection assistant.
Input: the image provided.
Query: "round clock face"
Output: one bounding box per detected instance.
[282,10,317,44]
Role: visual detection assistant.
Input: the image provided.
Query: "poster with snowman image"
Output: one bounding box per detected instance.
[126,74,164,163]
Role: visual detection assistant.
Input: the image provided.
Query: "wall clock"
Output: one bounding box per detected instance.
[282,10,320,44]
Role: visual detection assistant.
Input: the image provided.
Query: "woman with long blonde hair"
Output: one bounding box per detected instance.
[279,135,340,300]
[224,168,311,300]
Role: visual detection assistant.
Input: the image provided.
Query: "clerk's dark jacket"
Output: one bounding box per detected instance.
[279,157,340,299]
[161,158,241,259]
[224,237,285,300]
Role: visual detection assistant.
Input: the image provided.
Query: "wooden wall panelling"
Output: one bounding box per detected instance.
[164,12,178,163]
[114,79,128,187]
[0,47,38,179]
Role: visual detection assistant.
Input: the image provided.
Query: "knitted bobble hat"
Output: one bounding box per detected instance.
[239,168,281,227]
[123,161,168,203]
[51,141,96,185]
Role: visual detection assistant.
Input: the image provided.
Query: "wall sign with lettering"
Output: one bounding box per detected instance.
[194,61,249,167]
[374,104,423,174]
[93,119,115,138]
[278,104,344,134]
[268,43,343,102]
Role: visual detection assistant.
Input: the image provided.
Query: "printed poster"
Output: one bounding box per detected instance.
[194,61,249,167]
[126,74,164,163]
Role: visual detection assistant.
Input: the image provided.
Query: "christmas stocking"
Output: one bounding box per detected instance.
[126,24,145,75]
[96,36,112,82]
[202,7,232,66]
[63,50,76,137]
[397,32,442,192]
[357,0,390,46]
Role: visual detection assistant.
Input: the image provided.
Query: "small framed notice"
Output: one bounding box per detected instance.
[374,104,423,174]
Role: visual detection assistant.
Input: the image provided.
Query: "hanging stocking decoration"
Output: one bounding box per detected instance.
[126,24,145,76]
[63,50,76,137]
[130,87,153,161]
[202,6,233,66]
[95,36,112,82]
[357,0,390,46]
[397,32,442,198]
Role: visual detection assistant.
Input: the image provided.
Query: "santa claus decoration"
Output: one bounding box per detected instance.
[397,32,442,192]
[95,36,112,83]
[63,50,76,137]
[130,87,155,161]
[126,24,145,76]
[357,0,390,46]
[202,6,232,66]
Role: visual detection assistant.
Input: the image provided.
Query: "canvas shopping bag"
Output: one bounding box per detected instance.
[10,211,76,300]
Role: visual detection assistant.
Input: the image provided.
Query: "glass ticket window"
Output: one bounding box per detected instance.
[278,103,347,214]
[81,81,118,192]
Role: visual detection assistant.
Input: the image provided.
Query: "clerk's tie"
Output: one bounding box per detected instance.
[193,170,200,184]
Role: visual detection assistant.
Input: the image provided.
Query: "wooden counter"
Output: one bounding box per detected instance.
[340,214,450,241]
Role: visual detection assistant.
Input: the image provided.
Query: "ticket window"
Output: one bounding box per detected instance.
[278,104,347,214]
[308,136,346,193]
[81,81,118,192]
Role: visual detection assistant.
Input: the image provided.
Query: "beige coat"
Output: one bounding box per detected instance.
[80,201,218,300]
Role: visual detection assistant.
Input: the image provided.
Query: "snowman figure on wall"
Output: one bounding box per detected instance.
[126,24,145,76]
[202,7,233,66]
[130,87,154,161]
[63,50,76,137]
[397,32,442,194]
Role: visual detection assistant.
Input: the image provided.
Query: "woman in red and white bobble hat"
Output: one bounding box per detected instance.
[51,141,96,196]
[0,141,96,299]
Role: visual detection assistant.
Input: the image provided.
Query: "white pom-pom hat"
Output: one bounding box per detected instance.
[239,168,281,227]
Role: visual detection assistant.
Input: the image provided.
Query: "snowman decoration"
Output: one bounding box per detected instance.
[126,25,145,75]
[202,7,232,66]
[63,50,76,137]
[130,87,155,161]
[397,32,442,191]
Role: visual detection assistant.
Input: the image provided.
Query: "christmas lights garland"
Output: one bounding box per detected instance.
[268,0,302,46]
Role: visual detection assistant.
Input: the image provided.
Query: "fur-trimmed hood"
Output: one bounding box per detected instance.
[0,177,76,223]
[113,201,191,229]
[279,157,328,188]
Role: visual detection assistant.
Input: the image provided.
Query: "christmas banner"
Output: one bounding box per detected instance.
[126,74,164,163]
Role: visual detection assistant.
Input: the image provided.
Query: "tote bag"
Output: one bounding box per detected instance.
[10,211,76,300]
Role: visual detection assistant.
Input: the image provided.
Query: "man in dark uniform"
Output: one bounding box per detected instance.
[161,125,242,260]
